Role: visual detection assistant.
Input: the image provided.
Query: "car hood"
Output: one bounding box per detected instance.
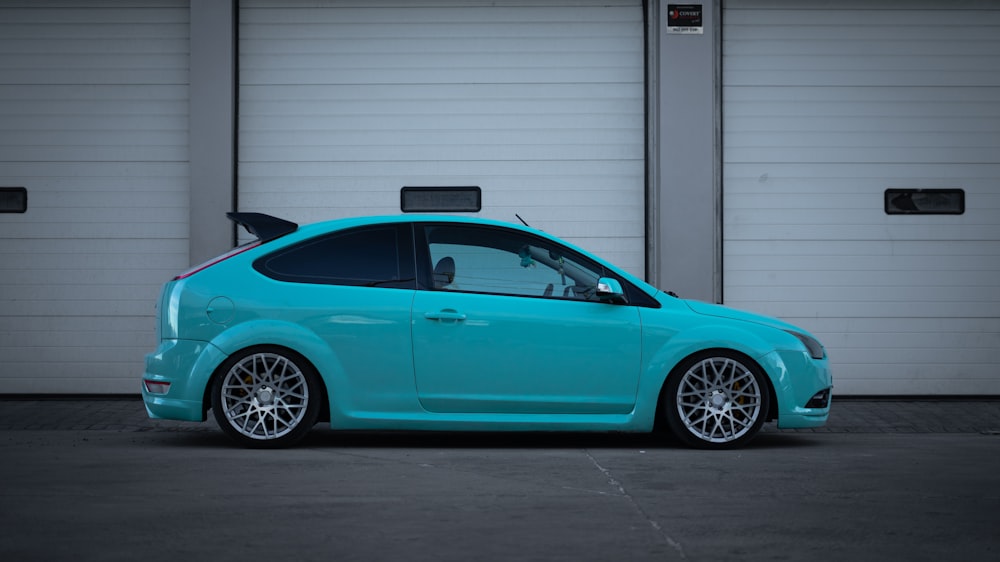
[682,300,802,333]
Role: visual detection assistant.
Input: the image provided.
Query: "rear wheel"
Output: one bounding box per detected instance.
[663,351,769,449]
[211,347,320,448]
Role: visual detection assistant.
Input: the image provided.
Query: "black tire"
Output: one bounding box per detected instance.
[211,346,321,448]
[662,350,770,449]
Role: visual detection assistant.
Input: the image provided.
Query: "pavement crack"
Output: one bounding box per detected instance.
[584,450,688,561]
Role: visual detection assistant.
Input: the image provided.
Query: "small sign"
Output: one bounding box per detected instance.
[0,187,27,213]
[401,186,482,213]
[885,188,964,215]
[667,4,703,35]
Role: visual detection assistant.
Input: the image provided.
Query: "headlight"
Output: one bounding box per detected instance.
[785,330,825,360]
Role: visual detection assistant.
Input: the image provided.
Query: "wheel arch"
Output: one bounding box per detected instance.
[651,346,779,433]
[201,343,332,423]
[201,319,345,422]
[653,347,778,447]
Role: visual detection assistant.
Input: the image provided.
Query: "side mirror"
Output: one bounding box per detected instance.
[595,277,626,304]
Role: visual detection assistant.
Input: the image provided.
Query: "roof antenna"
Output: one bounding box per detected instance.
[515,214,530,227]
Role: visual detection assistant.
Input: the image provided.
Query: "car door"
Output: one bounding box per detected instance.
[252,223,418,412]
[411,223,642,415]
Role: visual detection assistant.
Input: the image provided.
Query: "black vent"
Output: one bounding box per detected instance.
[805,389,831,409]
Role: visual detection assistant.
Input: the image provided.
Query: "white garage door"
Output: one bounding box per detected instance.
[238,0,646,276]
[723,0,1000,394]
[0,1,190,393]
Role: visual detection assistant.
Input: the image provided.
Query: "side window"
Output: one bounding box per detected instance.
[255,226,410,287]
[423,225,605,300]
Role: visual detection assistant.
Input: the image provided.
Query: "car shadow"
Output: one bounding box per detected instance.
[247,427,822,450]
[303,425,826,450]
[150,424,826,451]
[306,428,669,450]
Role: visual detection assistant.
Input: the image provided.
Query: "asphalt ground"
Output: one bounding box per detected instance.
[1,397,998,562]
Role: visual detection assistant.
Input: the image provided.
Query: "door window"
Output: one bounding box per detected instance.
[422,225,605,300]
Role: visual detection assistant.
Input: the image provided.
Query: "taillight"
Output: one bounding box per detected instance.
[173,241,261,280]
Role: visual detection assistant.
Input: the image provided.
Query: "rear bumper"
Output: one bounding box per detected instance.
[142,395,205,422]
[141,339,227,422]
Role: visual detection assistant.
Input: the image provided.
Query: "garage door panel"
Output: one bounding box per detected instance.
[241,82,640,106]
[725,69,1000,88]
[726,144,997,165]
[4,246,185,271]
[725,270,1000,293]
[808,315,1000,334]
[724,206,990,230]
[727,85,1000,111]
[244,51,639,72]
[725,223,999,243]
[241,143,639,164]
[726,52,1000,73]
[3,114,186,133]
[724,285,1000,308]
[241,0,634,27]
[726,1,1000,21]
[837,342,1000,363]
[725,24,1000,43]
[725,238,1000,259]
[0,84,188,111]
[242,66,640,87]
[727,131,1000,151]
[1,67,189,87]
[723,0,1000,394]
[724,39,999,58]
[240,0,644,277]
[247,35,638,56]
[245,129,641,151]
[4,260,183,286]
[243,187,640,212]
[743,300,1000,321]
[0,1,189,393]
[824,328,1000,351]
[1,52,188,71]
[2,295,159,318]
[240,158,641,178]
[725,163,1000,185]
[247,112,641,132]
[729,115,1000,135]
[725,252,1000,291]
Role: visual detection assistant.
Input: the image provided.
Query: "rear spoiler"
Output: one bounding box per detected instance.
[226,212,298,242]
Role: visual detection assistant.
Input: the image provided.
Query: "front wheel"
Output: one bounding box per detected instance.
[211,347,321,448]
[662,351,770,449]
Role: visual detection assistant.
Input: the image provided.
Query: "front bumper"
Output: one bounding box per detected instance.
[760,349,833,429]
[141,339,227,422]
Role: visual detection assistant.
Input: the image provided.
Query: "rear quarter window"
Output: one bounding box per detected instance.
[254,225,412,288]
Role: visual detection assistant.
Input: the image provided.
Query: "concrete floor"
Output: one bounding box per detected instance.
[1,399,998,561]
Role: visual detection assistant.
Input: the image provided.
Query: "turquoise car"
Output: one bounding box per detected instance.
[142,213,831,449]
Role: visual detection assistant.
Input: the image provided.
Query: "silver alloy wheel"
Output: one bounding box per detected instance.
[675,356,763,443]
[219,352,310,441]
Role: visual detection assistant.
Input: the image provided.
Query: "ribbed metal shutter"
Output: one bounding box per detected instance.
[238,0,645,276]
[0,1,190,393]
[723,0,1000,394]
